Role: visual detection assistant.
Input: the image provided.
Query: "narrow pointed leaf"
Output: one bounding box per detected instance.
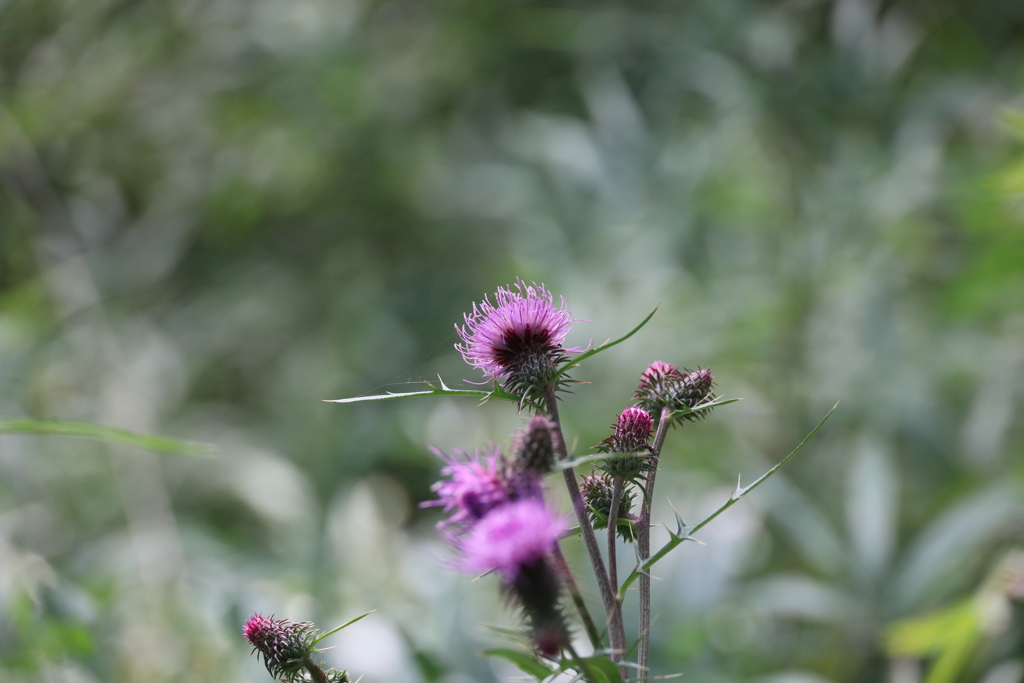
[325,378,538,408]
[483,649,554,679]
[311,610,375,645]
[553,307,658,382]
[618,403,837,600]
[0,419,214,456]
[666,397,742,420]
[555,451,653,472]
[576,654,626,683]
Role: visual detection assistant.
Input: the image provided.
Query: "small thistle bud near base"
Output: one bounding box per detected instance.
[243,613,351,683]
[244,614,314,681]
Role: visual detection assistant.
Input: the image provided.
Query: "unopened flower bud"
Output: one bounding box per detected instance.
[580,473,637,540]
[635,362,716,423]
[244,614,350,683]
[596,406,653,479]
[513,415,556,475]
[244,614,313,681]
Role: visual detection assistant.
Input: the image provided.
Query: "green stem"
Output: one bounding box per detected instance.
[607,475,624,595]
[607,473,628,678]
[551,545,602,651]
[638,406,672,682]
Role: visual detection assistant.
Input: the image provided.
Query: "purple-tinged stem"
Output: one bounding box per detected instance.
[543,388,624,659]
[638,406,672,681]
[303,657,331,683]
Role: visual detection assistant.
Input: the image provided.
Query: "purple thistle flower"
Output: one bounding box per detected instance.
[460,499,567,580]
[422,446,513,537]
[455,280,580,401]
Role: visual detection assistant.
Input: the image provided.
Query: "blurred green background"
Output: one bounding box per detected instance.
[2,0,1024,681]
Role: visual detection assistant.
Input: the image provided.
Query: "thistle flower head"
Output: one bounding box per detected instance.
[422,446,512,537]
[243,613,314,681]
[460,499,567,580]
[455,280,580,402]
[458,499,570,656]
[511,415,556,475]
[635,362,716,422]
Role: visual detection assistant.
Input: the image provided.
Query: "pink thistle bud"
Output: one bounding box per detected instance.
[595,406,653,479]
[243,613,314,681]
[243,614,351,683]
[635,361,716,423]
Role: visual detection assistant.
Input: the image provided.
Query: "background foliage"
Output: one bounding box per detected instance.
[2,0,1024,681]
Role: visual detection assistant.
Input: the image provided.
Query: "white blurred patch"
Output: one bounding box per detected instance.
[832,0,922,79]
[747,15,797,71]
[981,660,1024,683]
[425,400,487,452]
[231,451,314,525]
[758,672,839,683]
[845,437,898,580]
[327,616,410,679]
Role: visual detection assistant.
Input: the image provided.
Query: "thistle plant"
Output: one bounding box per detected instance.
[328,279,835,682]
[242,611,371,682]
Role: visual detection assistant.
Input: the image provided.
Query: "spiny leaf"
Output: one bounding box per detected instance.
[0,419,214,456]
[618,403,838,600]
[666,396,742,420]
[483,649,554,679]
[311,611,375,646]
[324,377,527,406]
[555,451,650,472]
[553,307,659,382]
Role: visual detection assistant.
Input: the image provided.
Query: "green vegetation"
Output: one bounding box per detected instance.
[1,0,1024,681]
